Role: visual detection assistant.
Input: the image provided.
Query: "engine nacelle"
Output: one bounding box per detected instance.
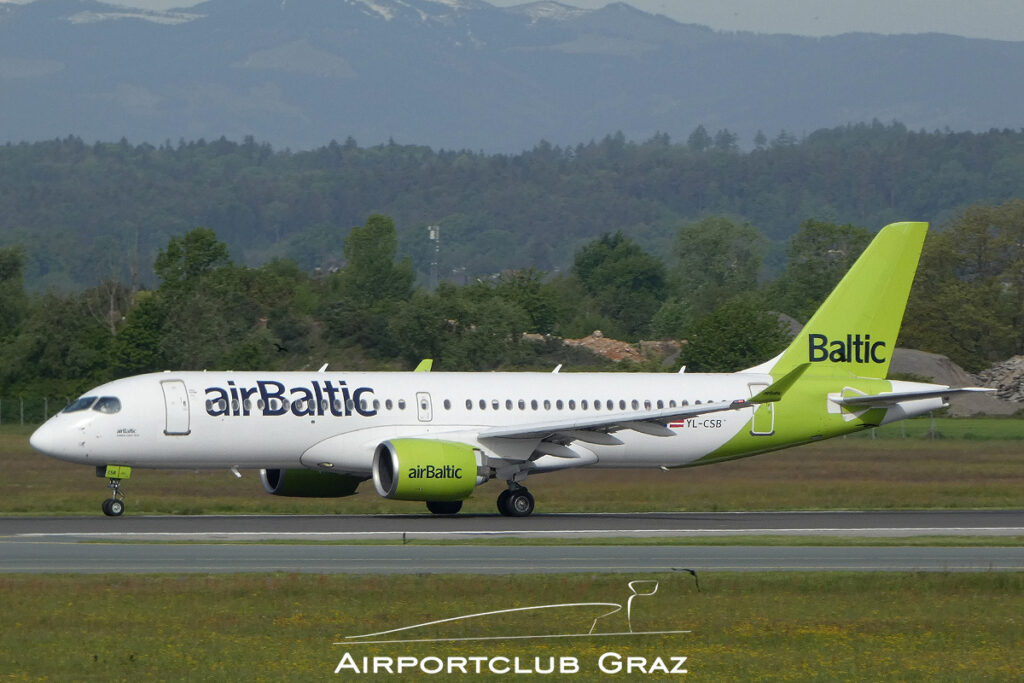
[260,468,364,497]
[372,439,485,502]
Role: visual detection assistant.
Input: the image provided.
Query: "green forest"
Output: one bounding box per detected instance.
[1,122,1023,410]
[3,122,1024,292]
[1,200,1022,408]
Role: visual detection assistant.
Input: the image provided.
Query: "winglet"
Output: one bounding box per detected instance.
[413,359,433,372]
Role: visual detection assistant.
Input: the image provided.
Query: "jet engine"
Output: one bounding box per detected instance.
[260,468,364,497]
[372,439,487,501]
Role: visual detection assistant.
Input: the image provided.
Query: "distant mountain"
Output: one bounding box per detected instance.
[1,0,1023,151]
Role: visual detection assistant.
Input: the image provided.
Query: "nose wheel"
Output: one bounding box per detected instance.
[497,486,535,517]
[101,477,126,517]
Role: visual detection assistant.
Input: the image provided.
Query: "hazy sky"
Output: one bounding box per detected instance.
[4,0,1023,42]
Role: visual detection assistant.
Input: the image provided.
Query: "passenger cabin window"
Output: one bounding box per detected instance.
[93,396,122,414]
[63,396,97,413]
[443,399,451,410]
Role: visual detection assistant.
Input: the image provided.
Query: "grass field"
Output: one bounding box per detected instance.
[2,418,1022,515]
[3,419,1021,681]
[1,572,1021,681]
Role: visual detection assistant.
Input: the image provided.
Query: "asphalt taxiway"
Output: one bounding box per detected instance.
[2,509,1022,540]
[1,511,1022,574]
[2,541,1022,574]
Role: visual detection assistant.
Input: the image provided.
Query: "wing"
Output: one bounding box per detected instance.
[479,364,810,447]
[479,398,751,445]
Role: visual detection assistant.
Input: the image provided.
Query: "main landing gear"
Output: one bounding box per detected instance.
[497,485,535,517]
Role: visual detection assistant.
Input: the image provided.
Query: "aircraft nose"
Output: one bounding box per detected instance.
[30,420,71,459]
[30,421,55,455]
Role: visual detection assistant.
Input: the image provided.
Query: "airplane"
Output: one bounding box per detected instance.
[30,221,989,517]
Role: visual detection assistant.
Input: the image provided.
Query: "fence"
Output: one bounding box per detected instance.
[0,397,68,426]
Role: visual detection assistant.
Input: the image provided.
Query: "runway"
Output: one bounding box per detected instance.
[1,509,1022,541]
[1,511,1022,574]
[2,540,1022,573]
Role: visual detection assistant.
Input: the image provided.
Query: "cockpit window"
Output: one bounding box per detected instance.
[63,396,97,413]
[92,397,122,414]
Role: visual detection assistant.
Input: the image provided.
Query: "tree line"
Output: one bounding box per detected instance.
[1,201,1021,401]
[3,122,1024,292]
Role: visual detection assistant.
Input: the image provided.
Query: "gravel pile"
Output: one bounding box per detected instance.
[976,355,1024,403]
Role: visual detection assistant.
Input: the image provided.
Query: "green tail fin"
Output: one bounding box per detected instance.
[769,221,927,379]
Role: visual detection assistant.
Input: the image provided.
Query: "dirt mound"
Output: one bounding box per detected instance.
[556,331,683,364]
[890,348,977,386]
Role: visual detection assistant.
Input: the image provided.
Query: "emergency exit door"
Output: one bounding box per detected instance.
[416,392,433,422]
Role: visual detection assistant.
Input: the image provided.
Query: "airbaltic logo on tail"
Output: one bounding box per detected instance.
[808,333,887,364]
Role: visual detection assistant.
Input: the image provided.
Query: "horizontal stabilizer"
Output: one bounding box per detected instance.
[834,386,992,408]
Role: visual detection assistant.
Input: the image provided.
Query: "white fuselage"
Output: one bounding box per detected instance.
[30,370,771,473]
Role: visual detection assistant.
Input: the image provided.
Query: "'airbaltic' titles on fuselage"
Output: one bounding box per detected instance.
[205,380,377,418]
[808,333,887,364]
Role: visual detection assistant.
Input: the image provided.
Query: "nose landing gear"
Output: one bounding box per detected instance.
[96,465,131,517]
